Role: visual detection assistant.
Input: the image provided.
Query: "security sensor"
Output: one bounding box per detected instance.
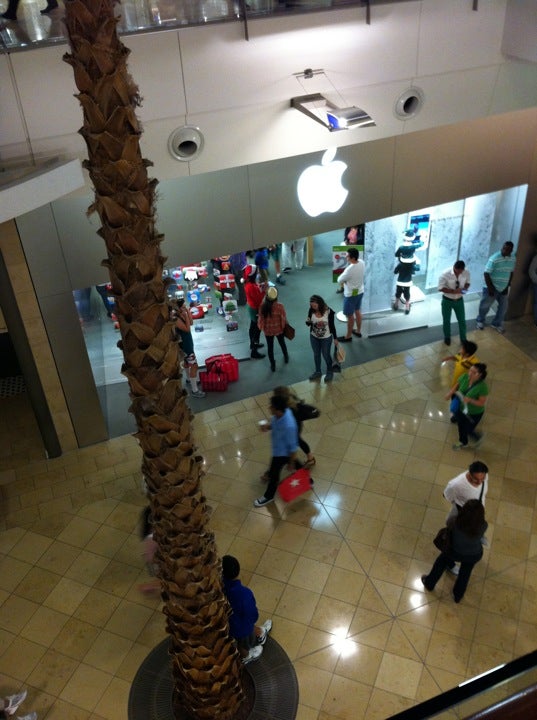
[326,107,375,131]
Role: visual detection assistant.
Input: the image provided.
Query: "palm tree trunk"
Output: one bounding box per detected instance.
[63,1,245,717]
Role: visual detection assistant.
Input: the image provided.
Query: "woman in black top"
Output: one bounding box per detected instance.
[421,499,487,603]
[306,295,339,382]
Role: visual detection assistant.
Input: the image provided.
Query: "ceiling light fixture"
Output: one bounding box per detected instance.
[291,93,375,132]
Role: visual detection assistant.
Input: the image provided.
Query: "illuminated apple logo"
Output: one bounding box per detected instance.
[297,148,349,217]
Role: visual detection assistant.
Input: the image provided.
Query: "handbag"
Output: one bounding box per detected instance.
[283,322,295,340]
[433,526,452,553]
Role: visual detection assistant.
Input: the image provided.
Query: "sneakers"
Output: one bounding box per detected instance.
[481,536,489,547]
[17,714,37,720]
[492,325,505,334]
[4,690,27,715]
[452,441,468,450]
[324,372,333,382]
[420,574,433,591]
[257,619,273,645]
[448,564,460,576]
[276,275,286,285]
[476,322,484,330]
[309,371,322,380]
[191,389,206,398]
[242,645,263,664]
[254,496,274,507]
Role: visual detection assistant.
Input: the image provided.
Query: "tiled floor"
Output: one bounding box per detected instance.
[1,324,537,719]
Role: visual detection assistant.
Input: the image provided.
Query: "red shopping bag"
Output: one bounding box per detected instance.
[199,370,229,392]
[205,353,239,382]
[278,468,313,502]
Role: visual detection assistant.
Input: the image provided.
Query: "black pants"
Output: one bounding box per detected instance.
[248,319,261,350]
[265,334,288,367]
[423,550,482,602]
[455,409,483,445]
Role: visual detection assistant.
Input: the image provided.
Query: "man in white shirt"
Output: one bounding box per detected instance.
[444,460,488,522]
[438,260,471,346]
[337,248,365,342]
[443,460,489,574]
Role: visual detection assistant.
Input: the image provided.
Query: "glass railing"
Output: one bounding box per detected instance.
[0,0,402,52]
[388,650,537,720]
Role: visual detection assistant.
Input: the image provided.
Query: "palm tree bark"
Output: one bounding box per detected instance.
[63,1,246,717]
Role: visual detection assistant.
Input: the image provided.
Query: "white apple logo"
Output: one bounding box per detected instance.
[297,147,349,218]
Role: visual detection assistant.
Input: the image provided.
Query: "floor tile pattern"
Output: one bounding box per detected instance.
[1,324,536,719]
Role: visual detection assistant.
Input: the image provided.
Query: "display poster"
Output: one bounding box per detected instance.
[332,244,365,283]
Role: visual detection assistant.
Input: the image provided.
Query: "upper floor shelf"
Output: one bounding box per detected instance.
[0,0,409,52]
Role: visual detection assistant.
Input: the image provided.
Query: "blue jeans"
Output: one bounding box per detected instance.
[476,287,508,328]
[310,335,333,373]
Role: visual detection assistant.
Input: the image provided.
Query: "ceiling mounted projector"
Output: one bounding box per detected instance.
[291,93,375,132]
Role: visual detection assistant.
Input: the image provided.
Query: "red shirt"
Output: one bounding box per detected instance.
[244,282,265,311]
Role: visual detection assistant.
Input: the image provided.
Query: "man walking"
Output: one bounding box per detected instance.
[444,460,488,522]
[337,247,365,342]
[438,260,471,346]
[254,394,299,508]
[476,241,516,333]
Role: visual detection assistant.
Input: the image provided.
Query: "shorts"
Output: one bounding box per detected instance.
[183,351,198,368]
[343,293,363,316]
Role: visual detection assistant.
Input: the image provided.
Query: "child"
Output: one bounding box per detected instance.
[138,506,160,594]
[222,555,272,665]
[442,340,479,421]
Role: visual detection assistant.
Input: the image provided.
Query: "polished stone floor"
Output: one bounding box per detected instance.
[1,319,536,719]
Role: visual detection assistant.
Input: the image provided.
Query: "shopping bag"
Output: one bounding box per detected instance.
[199,370,229,392]
[278,468,312,502]
[205,353,239,382]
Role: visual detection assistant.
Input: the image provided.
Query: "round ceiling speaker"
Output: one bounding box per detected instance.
[394,87,424,120]
[168,126,204,162]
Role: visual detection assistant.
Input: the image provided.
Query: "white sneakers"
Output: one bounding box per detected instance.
[258,619,273,645]
[241,618,273,664]
[242,645,263,664]
[4,690,27,716]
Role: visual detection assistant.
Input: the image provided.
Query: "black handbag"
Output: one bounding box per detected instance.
[433,526,452,553]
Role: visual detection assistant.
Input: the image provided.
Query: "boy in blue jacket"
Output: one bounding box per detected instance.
[222,555,272,664]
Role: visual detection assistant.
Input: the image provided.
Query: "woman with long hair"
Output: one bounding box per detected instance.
[306,294,339,383]
[257,287,289,371]
[446,362,489,450]
[421,499,487,603]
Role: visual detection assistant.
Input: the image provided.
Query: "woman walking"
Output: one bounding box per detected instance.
[257,287,289,372]
[306,295,339,383]
[446,362,488,450]
[421,499,487,603]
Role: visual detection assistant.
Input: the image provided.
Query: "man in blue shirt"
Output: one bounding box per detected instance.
[476,241,516,334]
[254,394,299,507]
